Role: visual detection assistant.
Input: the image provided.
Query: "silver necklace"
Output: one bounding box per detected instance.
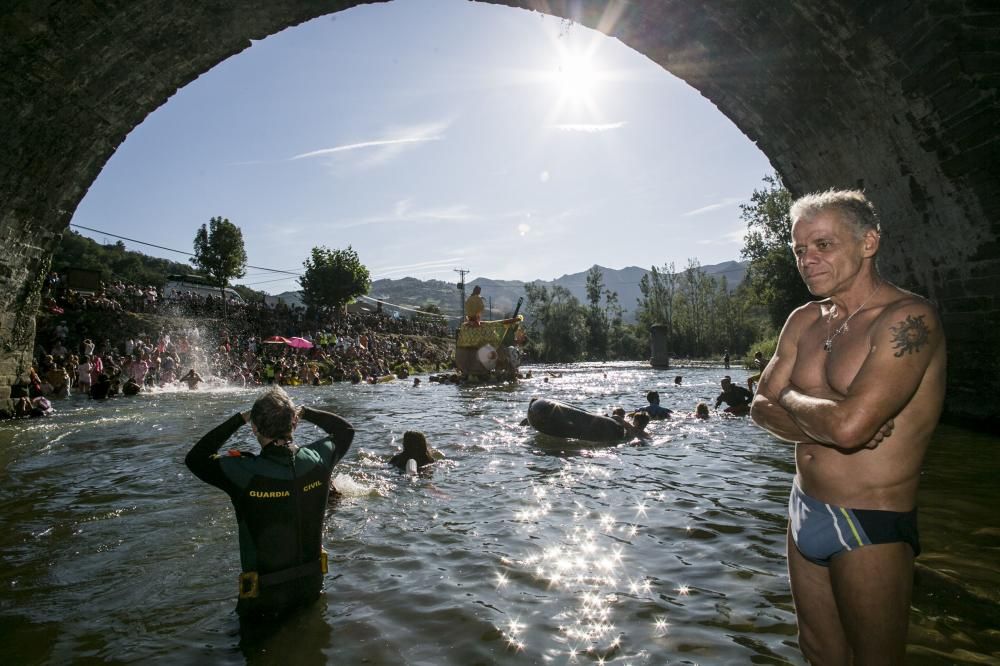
[823,282,882,352]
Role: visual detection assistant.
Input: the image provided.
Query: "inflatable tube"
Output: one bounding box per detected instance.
[527,398,626,442]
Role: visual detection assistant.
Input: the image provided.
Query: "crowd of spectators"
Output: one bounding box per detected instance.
[13,273,454,410]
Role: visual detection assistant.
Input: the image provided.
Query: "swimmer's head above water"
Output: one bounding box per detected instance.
[390,431,437,470]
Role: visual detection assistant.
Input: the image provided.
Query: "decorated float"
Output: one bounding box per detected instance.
[454,310,525,382]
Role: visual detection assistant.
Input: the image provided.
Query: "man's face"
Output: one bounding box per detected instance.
[791,210,870,297]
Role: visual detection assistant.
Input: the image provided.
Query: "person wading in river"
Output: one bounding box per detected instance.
[750,189,945,664]
[185,387,354,620]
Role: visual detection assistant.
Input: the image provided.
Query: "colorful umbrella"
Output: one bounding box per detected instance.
[286,337,314,349]
[263,336,289,344]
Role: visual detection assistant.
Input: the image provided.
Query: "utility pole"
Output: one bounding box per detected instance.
[454,268,468,321]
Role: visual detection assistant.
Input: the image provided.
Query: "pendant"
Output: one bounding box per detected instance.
[823,339,833,352]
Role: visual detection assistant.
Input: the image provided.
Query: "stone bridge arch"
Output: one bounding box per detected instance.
[1,1,997,424]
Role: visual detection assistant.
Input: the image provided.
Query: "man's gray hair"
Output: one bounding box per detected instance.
[789,189,881,239]
[250,387,297,439]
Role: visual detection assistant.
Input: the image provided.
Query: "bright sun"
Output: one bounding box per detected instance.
[556,53,598,101]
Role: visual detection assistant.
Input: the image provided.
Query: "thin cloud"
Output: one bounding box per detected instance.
[290,136,442,160]
[373,257,464,278]
[551,121,627,132]
[290,120,450,165]
[334,202,479,230]
[697,227,748,245]
[682,197,744,217]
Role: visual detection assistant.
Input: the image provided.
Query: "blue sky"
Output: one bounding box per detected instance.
[71,0,772,294]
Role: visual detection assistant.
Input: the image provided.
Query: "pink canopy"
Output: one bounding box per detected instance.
[286,337,314,349]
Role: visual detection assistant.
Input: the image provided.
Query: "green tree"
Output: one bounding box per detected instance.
[636,262,678,350]
[191,216,248,312]
[52,231,196,286]
[419,303,443,316]
[584,265,609,359]
[299,245,371,315]
[740,174,811,330]
[523,282,587,362]
[637,260,756,358]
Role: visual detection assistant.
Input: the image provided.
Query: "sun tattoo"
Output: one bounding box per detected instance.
[890,314,930,357]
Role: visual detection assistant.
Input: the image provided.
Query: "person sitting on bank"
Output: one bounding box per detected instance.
[464,285,485,327]
[13,396,54,418]
[637,391,673,419]
[185,387,355,621]
[714,375,754,416]
[388,431,442,471]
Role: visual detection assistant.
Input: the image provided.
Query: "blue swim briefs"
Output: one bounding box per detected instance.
[789,480,920,567]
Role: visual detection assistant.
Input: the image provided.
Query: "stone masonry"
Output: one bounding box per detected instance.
[1,1,997,425]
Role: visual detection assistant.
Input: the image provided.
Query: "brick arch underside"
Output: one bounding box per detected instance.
[1,0,997,423]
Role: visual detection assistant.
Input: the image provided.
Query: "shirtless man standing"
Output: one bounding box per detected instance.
[750,190,946,665]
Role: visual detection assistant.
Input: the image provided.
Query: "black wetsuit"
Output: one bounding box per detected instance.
[185,407,354,619]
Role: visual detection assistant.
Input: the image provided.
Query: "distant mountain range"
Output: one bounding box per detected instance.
[275,261,747,321]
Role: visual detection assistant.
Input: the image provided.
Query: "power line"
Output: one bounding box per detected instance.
[69,223,302,275]
[242,276,302,286]
[357,294,458,320]
[68,223,469,318]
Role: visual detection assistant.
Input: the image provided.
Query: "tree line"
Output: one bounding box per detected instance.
[523,174,802,363]
[522,261,759,362]
[51,216,373,318]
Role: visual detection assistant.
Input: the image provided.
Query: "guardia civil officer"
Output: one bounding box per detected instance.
[185,387,354,619]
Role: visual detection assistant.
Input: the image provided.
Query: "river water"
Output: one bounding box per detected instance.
[0,362,997,665]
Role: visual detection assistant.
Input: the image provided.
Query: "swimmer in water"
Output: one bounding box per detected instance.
[611,408,651,441]
[122,376,142,396]
[637,391,673,419]
[181,368,203,390]
[388,431,441,471]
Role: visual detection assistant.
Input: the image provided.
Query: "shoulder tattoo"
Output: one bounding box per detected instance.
[889,314,930,357]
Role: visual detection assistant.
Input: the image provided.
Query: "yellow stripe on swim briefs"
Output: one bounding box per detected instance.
[839,507,864,547]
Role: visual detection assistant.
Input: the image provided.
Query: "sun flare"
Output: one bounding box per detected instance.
[555,52,599,101]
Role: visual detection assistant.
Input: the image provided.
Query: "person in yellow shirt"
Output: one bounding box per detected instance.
[464,285,485,326]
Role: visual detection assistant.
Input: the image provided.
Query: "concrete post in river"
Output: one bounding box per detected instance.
[650,325,670,369]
